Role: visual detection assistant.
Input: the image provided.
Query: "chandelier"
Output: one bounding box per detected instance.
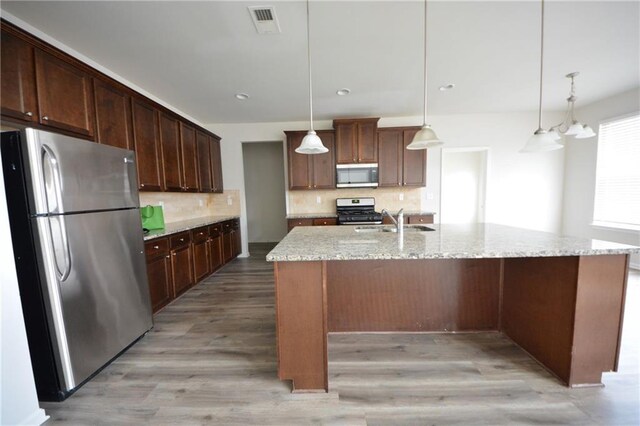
[548,72,596,140]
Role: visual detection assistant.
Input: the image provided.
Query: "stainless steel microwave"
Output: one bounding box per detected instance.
[336,163,378,188]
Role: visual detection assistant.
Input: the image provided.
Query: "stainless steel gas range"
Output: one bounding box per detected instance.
[336,197,383,225]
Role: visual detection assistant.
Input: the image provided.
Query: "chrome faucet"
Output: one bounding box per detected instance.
[381,208,404,238]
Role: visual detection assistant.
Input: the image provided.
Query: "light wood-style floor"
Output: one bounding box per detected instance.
[41,243,640,425]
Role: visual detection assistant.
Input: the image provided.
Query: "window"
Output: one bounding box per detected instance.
[593,113,640,230]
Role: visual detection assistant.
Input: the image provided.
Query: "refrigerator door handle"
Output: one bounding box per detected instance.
[49,215,72,282]
[42,145,72,281]
[42,144,64,214]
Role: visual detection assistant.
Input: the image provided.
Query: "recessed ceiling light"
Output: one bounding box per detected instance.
[439,84,455,91]
[336,88,351,96]
[235,93,250,100]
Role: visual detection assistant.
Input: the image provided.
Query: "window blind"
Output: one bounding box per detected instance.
[593,113,640,228]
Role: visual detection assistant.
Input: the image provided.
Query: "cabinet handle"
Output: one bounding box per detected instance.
[166,255,170,258]
[42,116,49,121]
[25,111,33,117]
[173,253,176,256]
[141,183,145,187]
[153,245,159,249]
[180,238,184,242]
[199,232,204,235]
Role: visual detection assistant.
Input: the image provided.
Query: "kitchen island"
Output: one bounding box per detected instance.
[266,223,639,392]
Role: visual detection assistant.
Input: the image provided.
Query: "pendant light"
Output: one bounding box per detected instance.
[521,0,562,153]
[407,0,443,150]
[295,0,328,154]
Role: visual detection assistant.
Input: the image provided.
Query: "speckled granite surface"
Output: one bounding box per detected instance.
[144,216,239,240]
[286,213,338,219]
[266,223,640,262]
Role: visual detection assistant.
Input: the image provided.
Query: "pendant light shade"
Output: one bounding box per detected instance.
[295,130,328,154]
[575,124,596,139]
[296,0,327,155]
[522,0,562,153]
[407,0,443,150]
[520,128,563,153]
[406,125,443,150]
[565,121,584,136]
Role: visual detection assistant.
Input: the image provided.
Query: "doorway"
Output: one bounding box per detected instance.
[242,142,287,243]
[440,148,488,224]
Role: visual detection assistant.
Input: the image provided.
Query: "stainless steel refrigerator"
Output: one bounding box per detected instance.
[1,128,153,401]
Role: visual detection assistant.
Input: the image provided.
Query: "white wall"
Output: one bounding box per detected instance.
[0,151,48,425]
[210,110,565,256]
[242,142,288,242]
[562,88,640,269]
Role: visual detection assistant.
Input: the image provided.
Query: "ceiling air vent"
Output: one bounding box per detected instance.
[248,6,281,34]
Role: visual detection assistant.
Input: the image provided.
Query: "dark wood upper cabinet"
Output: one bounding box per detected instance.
[0,29,38,123]
[131,98,163,191]
[377,127,426,188]
[180,122,199,192]
[34,49,95,138]
[333,118,379,164]
[93,79,133,150]
[402,128,426,186]
[311,132,336,189]
[377,129,403,187]
[210,136,224,193]
[286,130,336,190]
[196,130,213,192]
[159,113,183,192]
[286,131,312,190]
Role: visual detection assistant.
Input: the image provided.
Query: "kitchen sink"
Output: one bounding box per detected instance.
[355,225,435,233]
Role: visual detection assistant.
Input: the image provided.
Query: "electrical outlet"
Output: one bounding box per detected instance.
[316,196,321,204]
[227,196,233,206]
[399,193,404,201]
[198,199,204,207]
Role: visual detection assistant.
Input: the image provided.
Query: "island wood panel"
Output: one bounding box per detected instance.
[326,259,501,332]
[274,261,327,392]
[501,254,628,387]
[570,254,628,385]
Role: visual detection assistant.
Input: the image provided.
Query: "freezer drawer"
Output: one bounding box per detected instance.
[33,208,152,391]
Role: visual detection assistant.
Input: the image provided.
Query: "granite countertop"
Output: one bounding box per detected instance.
[266,223,640,262]
[286,213,338,219]
[401,210,437,216]
[144,215,239,241]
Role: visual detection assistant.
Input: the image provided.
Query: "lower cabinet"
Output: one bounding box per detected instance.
[144,240,172,313]
[382,214,434,225]
[144,219,241,314]
[209,224,224,272]
[287,217,336,232]
[170,231,194,298]
[192,227,211,282]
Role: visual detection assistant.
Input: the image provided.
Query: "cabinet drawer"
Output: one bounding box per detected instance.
[209,223,223,238]
[312,218,337,226]
[145,238,169,259]
[170,231,191,249]
[191,226,209,243]
[288,218,314,231]
[221,220,234,234]
[408,215,434,224]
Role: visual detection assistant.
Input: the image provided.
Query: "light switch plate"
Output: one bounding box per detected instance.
[227,196,233,206]
[399,193,404,201]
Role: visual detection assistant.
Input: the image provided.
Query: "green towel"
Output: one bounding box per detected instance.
[141,205,165,230]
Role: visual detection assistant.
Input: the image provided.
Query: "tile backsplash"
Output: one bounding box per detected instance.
[288,187,424,214]
[139,191,240,223]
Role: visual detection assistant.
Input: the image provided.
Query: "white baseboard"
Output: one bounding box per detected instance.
[16,408,48,426]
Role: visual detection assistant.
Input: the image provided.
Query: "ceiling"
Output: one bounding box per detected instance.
[1,1,638,124]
